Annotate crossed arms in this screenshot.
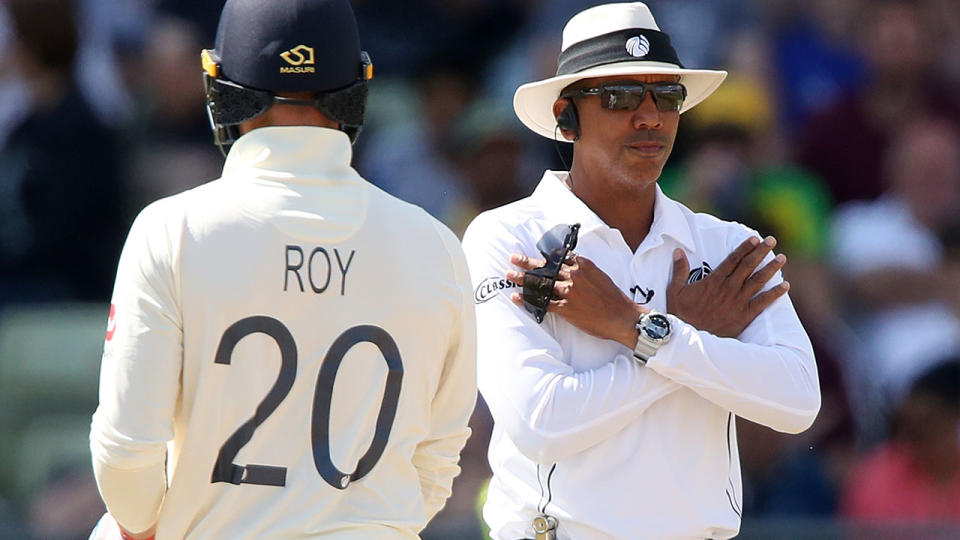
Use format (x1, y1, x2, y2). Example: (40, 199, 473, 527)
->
(463, 223, 821, 465)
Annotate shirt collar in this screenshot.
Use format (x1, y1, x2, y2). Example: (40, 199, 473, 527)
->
(646, 182, 696, 253)
(531, 170, 695, 254)
(532, 171, 608, 237)
(223, 126, 358, 184)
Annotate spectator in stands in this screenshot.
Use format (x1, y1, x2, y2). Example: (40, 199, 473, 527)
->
(769, 0, 867, 129)
(842, 360, 960, 522)
(0, 0, 124, 304)
(830, 116, 960, 442)
(445, 100, 543, 234)
(357, 60, 475, 226)
(646, 0, 758, 71)
(798, 0, 960, 205)
(124, 15, 222, 212)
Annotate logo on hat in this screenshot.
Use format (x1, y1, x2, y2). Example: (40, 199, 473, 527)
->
(625, 35, 650, 58)
(280, 45, 316, 73)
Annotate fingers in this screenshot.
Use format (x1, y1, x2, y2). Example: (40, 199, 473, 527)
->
(728, 236, 776, 286)
(549, 256, 589, 296)
(510, 291, 564, 312)
(506, 253, 593, 316)
(713, 236, 761, 278)
(505, 267, 570, 287)
(506, 272, 574, 298)
(553, 278, 572, 298)
(569, 253, 588, 268)
(748, 281, 790, 314)
(510, 253, 547, 270)
(669, 248, 690, 291)
(742, 253, 786, 297)
(506, 253, 582, 285)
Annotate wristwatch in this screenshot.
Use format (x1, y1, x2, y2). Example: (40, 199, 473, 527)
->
(633, 311, 672, 364)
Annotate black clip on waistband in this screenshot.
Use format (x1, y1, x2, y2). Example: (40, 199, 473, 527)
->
(522, 223, 581, 323)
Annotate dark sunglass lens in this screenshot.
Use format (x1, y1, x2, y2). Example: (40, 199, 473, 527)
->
(601, 87, 645, 110)
(653, 85, 685, 111)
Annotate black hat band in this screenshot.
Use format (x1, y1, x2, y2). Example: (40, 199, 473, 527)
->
(557, 28, 683, 76)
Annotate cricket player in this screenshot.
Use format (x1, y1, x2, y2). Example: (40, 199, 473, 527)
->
(89, 1, 476, 538)
(462, 3, 821, 539)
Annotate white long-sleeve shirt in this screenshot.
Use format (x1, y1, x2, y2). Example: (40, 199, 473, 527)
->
(462, 171, 820, 540)
(90, 127, 477, 539)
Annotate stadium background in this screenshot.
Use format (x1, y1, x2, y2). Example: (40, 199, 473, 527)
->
(1, 0, 959, 538)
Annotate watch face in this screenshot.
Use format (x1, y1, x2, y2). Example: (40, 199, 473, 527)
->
(644, 314, 670, 340)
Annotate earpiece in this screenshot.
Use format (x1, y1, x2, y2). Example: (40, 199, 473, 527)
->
(556, 101, 580, 141)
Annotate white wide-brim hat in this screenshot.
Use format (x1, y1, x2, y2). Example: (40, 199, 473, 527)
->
(514, 2, 728, 140)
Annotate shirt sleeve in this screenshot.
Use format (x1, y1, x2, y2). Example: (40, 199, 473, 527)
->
(413, 222, 478, 524)
(89, 199, 184, 534)
(462, 216, 682, 465)
(646, 226, 821, 434)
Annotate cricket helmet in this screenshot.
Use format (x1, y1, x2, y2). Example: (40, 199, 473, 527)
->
(201, 0, 373, 151)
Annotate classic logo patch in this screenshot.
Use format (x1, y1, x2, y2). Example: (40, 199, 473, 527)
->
(280, 44, 316, 73)
(625, 35, 650, 58)
(474, 276, 520, 304)
(687, 261, 713, 284)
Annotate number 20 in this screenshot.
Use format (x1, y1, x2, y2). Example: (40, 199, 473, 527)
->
(210, 316, 403, 490)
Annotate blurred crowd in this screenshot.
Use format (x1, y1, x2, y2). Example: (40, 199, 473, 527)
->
(1, 0, 959, 538)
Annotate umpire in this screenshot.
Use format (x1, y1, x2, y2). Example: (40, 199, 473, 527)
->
(462, 3, 821, 539)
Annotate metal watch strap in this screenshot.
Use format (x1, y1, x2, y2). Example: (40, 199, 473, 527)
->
(632, 336, 658, 364)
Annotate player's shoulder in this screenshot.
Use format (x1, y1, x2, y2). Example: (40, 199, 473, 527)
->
(130, 177, 225, 230)
(367, 180, 453, 232)
(118, 187, 211, 268)
(129, 188, 194, 234)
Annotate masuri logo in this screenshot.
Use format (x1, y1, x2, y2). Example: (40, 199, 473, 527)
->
(280, 44, 316, 73)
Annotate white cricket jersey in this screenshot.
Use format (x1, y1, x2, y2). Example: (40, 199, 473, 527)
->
(462, 171, 820, 540)
(90, 127, 477, 539)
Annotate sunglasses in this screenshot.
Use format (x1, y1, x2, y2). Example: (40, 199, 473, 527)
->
(522, 223, 580, 323)
(560, 82, 687, 113)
